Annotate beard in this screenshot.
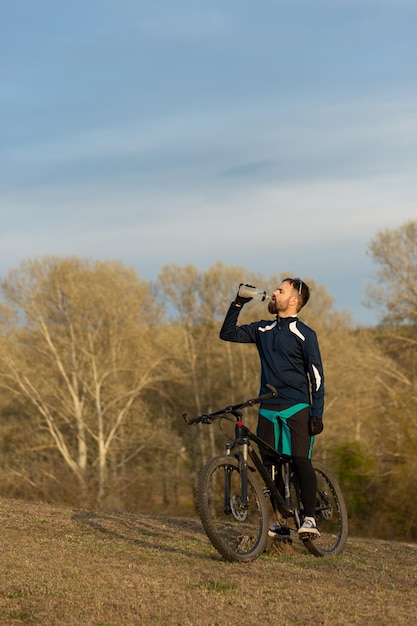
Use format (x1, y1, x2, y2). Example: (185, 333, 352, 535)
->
(268, 300, 278, 314)
(268, 297, 291, 315)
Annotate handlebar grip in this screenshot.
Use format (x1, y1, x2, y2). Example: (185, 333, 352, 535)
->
(265, 384, 278, 396)
(183, 413, 206, 425)
(256, 392, 276, 402)
(251, 387, 278, 404)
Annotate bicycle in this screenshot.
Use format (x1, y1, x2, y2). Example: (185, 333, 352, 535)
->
(183, 386, 348, 562)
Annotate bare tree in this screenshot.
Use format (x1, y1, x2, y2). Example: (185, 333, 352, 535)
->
(155, 263, 210, 465)
(0, 256, 178, 507)
(199, 261, 264, 402)
(366, 220, 417, 324)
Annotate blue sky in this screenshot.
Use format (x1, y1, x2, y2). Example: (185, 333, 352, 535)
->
(1, 0, 416, 326)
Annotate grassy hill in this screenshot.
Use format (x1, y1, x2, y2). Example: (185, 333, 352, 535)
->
(0, 497, 416, 625)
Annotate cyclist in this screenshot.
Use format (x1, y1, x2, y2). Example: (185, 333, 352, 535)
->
(220, 277, 325, 538)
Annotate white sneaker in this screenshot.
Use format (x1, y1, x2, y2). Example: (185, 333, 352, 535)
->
(298, 517, 320, 538)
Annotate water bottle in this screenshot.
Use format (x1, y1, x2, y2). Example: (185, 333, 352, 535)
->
(238, 284, 270, 301)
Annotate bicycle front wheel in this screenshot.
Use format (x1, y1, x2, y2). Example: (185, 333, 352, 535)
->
(302, 460, 349, 557)
(196, 455, 269, 562)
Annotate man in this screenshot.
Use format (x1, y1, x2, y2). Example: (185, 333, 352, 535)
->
(220, 277, 324, 538)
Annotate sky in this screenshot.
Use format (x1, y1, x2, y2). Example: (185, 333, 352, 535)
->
(1, 0, 416, 326)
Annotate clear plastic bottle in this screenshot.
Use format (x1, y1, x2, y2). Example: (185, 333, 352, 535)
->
(238, 284, 270, 301)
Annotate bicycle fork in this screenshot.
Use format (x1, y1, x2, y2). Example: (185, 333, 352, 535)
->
(224, 437, 250, 513)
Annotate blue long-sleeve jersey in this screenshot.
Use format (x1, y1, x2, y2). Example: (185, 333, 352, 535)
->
(220, 304, 324, 418)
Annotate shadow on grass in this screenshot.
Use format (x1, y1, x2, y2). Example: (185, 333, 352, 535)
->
(71, 509, 222, 561)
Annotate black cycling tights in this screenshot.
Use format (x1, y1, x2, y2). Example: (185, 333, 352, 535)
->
(292, 456, 317, 518)
(270, 456, 317, 519)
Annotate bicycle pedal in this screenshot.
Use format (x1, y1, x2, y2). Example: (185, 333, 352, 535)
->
(280, 536, 292, 544)
(300, 532, 320, 540)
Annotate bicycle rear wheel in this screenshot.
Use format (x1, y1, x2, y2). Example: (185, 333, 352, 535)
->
(302, 460, 348, 557)
(196, 455, 269, 562)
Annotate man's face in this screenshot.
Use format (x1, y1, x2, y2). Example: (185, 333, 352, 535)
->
(268, 281, 297, 315)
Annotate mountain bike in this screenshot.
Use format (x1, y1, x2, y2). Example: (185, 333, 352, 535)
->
(183, 387, 348, 562)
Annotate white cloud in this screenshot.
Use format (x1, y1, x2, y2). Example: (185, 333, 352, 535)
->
(1, 0, 416, 328)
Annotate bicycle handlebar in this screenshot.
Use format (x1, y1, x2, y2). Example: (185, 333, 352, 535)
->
(183, 385, 278, 425)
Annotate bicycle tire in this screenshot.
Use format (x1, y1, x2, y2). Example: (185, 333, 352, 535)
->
(302, 460, 348, 557)
(196, 455, 269, 562)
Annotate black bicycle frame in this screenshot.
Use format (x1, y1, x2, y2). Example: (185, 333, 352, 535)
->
(226, 412, 293, 520)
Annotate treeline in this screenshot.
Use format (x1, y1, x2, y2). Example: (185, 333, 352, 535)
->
(1, 222, 416, 541)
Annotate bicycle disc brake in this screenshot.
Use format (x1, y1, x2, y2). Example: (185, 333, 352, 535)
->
(230, 494, 248, 521)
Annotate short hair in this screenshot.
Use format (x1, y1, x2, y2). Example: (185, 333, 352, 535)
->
(282, 277, 310, 311)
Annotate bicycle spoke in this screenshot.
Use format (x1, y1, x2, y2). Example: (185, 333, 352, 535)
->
(302, 461, 348, 557)
(197, 456, 269, 562)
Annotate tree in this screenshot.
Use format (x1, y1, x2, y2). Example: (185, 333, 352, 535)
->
(366, 220, 417, 324)
(155, 263, 210, 467)
(156, 262, 267, 464)
(0, 256, 180, 507)
(364, 221, 417, 537)
(198, 261, 266, 403)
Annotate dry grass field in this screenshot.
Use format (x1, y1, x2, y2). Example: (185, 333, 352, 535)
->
(1, 496, 416, 625)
